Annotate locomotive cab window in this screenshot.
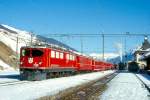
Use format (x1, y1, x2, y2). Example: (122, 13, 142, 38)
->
(32, 49, 43, 57)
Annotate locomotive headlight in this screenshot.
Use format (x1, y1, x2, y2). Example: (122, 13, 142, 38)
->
(20, 61, 23, 65)
(39, 62, 42, 65)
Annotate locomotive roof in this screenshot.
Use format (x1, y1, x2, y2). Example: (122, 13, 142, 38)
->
(36, 35, 77, 52)
(21, 35, 95, 59)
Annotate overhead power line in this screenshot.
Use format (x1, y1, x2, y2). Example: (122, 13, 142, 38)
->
(46, 33, 150, 37)
(45, 33, 149, 61)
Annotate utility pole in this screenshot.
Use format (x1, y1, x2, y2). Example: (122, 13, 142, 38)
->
(124, 33, 126, 63)
(16, 34, 19, 69)
(80, 36, 83, 54)
(124, 32, 129, 63)
(16, 34, 19, 55)
(102, 34, 104, 61)
(30, 32, 33, 46)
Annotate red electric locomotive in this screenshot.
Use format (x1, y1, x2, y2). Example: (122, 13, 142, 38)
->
(20, 45, 114, 80)
(20, 46, 78, 80)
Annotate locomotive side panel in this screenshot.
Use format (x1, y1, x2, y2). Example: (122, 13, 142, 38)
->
(50, 49, 77, 71)
(50, 49, 62, 68)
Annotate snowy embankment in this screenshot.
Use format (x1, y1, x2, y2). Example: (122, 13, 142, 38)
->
(0, 70, 115, 100)
(136, 73, 150, 88)
(99, 72, 150, 100)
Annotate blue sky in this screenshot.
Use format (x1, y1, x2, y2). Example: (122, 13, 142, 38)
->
(0, 0, 150, 54)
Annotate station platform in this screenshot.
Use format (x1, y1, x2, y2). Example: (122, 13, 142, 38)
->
(99, 71, 150, 100)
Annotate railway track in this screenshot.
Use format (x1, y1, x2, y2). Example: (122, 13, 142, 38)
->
(0, 80, 30, 86)
(39, 71, 118, 100)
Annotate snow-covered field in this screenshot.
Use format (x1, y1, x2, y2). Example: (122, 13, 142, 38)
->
(99, 72, 150, 100)
(0, 70, 115, 100)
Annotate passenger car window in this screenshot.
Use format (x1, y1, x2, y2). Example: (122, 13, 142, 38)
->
(56, 52, 59, 58)
(60, 53, 63, 59)
(51, 50, 55, 58)
(70, 55, 73, 60)
(72, 55, 75, 61)
(66, 54, 69, 60)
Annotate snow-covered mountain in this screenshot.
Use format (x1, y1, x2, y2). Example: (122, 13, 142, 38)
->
(89, 53, 119, 61)
(0, 24, 34, 70)
(89, 52, 134, 64)
(0, 24, 34, 52)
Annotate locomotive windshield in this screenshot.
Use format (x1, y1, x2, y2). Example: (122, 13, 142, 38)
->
(22, 49, 44, 57)
(32, 49, 44, 57)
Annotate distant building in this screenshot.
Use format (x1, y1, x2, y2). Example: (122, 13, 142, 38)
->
(140, 36, 150, 71)
(134, 36, 150, 70)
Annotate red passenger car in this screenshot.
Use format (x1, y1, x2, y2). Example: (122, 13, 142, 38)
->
(76, 55, 93, 71)
(94, 60, 105, 71)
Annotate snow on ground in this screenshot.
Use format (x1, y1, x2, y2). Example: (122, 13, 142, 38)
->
(0, 70, 19, 75)
(99, 71, 150, 100)
(136, 73, 150, 88)
(0, 70, 115, 100)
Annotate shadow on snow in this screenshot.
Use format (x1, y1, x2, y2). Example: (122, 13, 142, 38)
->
(0, 74, 20, 80)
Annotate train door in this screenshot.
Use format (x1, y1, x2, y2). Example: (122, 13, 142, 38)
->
(45, 48, 50, 68)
